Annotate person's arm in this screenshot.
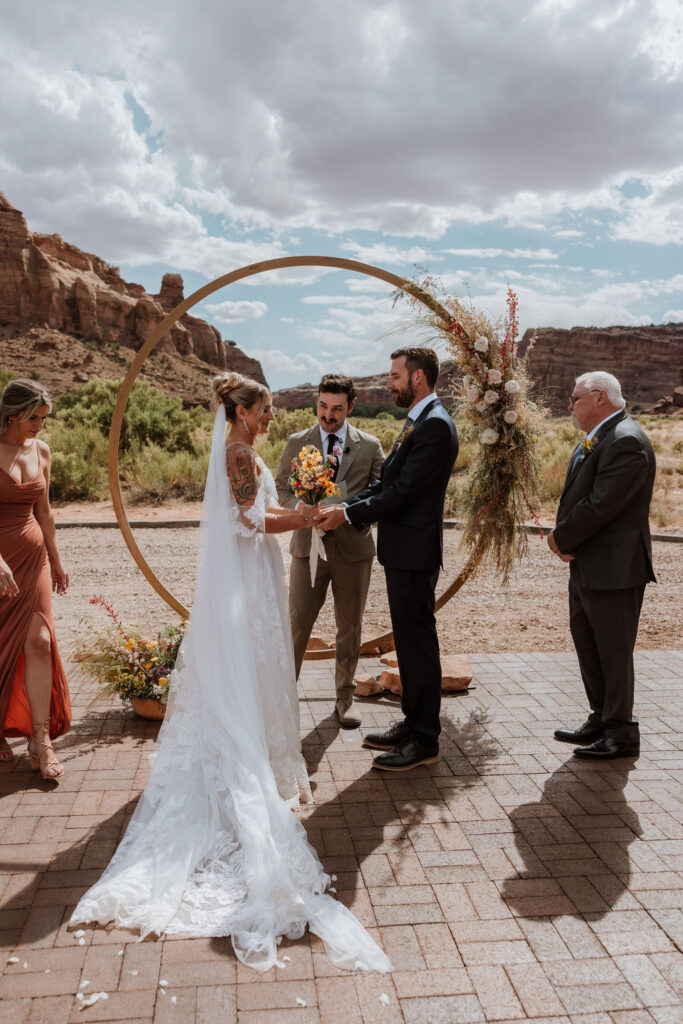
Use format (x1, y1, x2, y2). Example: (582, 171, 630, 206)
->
(226, 444, 311, 534)
(33, 442, 69, 594)
(553, 437, 651, 553)
(369, 436, 385, 484)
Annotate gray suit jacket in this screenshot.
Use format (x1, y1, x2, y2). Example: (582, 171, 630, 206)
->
(275, 423, 384, 561)
(554, 411, 656, 590)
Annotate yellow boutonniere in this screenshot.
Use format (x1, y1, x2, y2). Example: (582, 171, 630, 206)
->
(578, 436, 598, 464)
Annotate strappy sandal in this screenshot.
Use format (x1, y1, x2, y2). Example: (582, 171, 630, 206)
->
(28, 720, 64, 779)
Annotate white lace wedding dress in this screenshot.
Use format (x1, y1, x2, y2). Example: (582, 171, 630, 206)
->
(71, 407, 391, 973)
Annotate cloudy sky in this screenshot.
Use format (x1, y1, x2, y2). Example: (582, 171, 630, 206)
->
(2, 0, 682, 388)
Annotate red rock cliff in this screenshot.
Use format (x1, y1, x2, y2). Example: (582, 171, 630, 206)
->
(518, 325, 683, 414)
(0, 192, 265, 384)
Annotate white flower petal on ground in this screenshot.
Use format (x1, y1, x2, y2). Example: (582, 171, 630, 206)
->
(505, 379, 521, 393)
(79, 980, 90, 990)
(481, 428, 499, 444)
(170, 996, 177, 1004)
(296, 997, 307, 1006)
(159, 980, 169, 987)
(6, 957, 19, 964)
(474, 335, 489, 352)
(504, 410, 519, 424)
(74, 930, 85, 938)
(379, 993, 390, 1005)
(484, 390, 499, 404)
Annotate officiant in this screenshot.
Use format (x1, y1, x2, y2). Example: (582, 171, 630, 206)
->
(275, 374, 384, 727)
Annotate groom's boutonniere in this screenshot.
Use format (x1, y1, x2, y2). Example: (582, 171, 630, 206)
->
(394, 422, 414, 451)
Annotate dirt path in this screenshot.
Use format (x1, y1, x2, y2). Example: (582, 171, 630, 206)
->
(52, 525, 681, 656)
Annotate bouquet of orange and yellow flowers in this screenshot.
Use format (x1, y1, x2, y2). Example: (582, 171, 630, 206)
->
(288, 444, 342, 585)
(287, 444, 341, 505)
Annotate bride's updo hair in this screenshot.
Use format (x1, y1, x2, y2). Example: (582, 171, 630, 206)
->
(211, 371, 270, 421)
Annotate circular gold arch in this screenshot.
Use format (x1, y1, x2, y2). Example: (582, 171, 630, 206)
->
(108, 256, 482, 660)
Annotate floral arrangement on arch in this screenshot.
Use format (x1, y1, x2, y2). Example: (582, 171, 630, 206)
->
(396, 278, 545, 581)
(77, 596, 185, 706)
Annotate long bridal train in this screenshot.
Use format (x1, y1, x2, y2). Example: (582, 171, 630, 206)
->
(71, 407, 391, 973)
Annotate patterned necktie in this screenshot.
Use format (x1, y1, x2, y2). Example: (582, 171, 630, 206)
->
(327, 434, 340, 481)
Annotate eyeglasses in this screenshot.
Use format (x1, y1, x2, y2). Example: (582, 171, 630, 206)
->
(568, 389, 602, 405)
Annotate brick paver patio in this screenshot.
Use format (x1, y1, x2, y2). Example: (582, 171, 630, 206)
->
(1, 649, 682, 1023)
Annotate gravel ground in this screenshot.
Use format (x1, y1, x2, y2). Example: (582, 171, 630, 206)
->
(52, 525, 682, 655)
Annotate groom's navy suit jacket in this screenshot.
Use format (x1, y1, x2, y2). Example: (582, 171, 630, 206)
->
(346, 397, 459, 572)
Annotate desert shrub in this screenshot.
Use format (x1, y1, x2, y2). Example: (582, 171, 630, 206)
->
(123, 446, 210, 504)
(47, 424, 109, 500)
(267, 407, 317, 443)
(54, 379, 206, 454)
(0, 369, 15, 391)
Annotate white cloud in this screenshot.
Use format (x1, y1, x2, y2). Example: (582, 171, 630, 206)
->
(340, 242, 438, 265)
(203, 299, 267, 323)
(443, 247, 559, 260)
(663, 309, 683, 322)
(4, 0, 682, 248)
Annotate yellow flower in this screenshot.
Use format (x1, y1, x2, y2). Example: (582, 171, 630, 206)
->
(158, 677, 168, 687)
(124, 639, 135, 651)
(147, 640, 158, 649)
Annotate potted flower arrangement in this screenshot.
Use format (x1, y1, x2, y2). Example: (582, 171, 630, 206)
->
(78, 596, 185, 720)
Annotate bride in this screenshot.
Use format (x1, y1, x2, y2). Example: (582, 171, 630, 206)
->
(71, 372, 391, 973)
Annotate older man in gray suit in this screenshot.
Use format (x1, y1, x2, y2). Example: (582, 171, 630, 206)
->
(548, 371, 656, 760)
(275, 374, 384, 727)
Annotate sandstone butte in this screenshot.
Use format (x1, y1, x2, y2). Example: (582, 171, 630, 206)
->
(0, 191, 265, 404)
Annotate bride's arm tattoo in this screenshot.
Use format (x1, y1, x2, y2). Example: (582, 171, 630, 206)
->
(225, 444, 258, 507)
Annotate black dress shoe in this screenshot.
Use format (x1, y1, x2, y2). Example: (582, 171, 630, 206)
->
(372, 738, 440, 772)
(554, 720, 604, 745)
(574, 736, 640, 760)
(362, 720, 413, 751)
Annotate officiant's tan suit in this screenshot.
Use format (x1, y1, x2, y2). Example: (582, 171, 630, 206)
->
(275, 423, 384, 708)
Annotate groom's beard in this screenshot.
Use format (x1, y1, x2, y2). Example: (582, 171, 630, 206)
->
(390, 381, 416, 408)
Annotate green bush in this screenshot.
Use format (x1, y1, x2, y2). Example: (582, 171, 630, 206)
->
(123, 445, 210, 504)
(54, 379, 207, 454)
(47, 424, 109, 500)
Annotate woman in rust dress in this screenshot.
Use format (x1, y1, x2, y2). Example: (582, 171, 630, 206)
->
(0, 379, 71, 779)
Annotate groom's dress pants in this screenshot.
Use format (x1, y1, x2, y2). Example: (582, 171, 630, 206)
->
(385, 567, 442, 743)
(290, 537, 372, 702)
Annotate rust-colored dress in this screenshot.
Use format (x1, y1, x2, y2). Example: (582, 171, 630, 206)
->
(0, 459, 71, 739)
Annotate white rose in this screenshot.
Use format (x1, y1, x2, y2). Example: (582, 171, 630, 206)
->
(505, 379, 521, 394)
(484, 389, 499, 404)
(504, 409, 519, 424)
(462, 374, 472, 388)
(476, 400, 487, 413)
(481, 428, 499, 445)
(487, 369, 502, 385)
(474, 335, 489, 352)
(465, 386, 479, 403)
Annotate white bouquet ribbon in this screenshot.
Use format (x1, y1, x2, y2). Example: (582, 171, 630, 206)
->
(309, 527, 327, 586)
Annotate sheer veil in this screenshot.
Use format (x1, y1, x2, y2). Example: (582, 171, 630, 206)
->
(72, 406, 391, 973)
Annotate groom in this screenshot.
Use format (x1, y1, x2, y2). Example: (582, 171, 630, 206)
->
(317, 347, 458, 771)
(275, 374, 384, 727)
